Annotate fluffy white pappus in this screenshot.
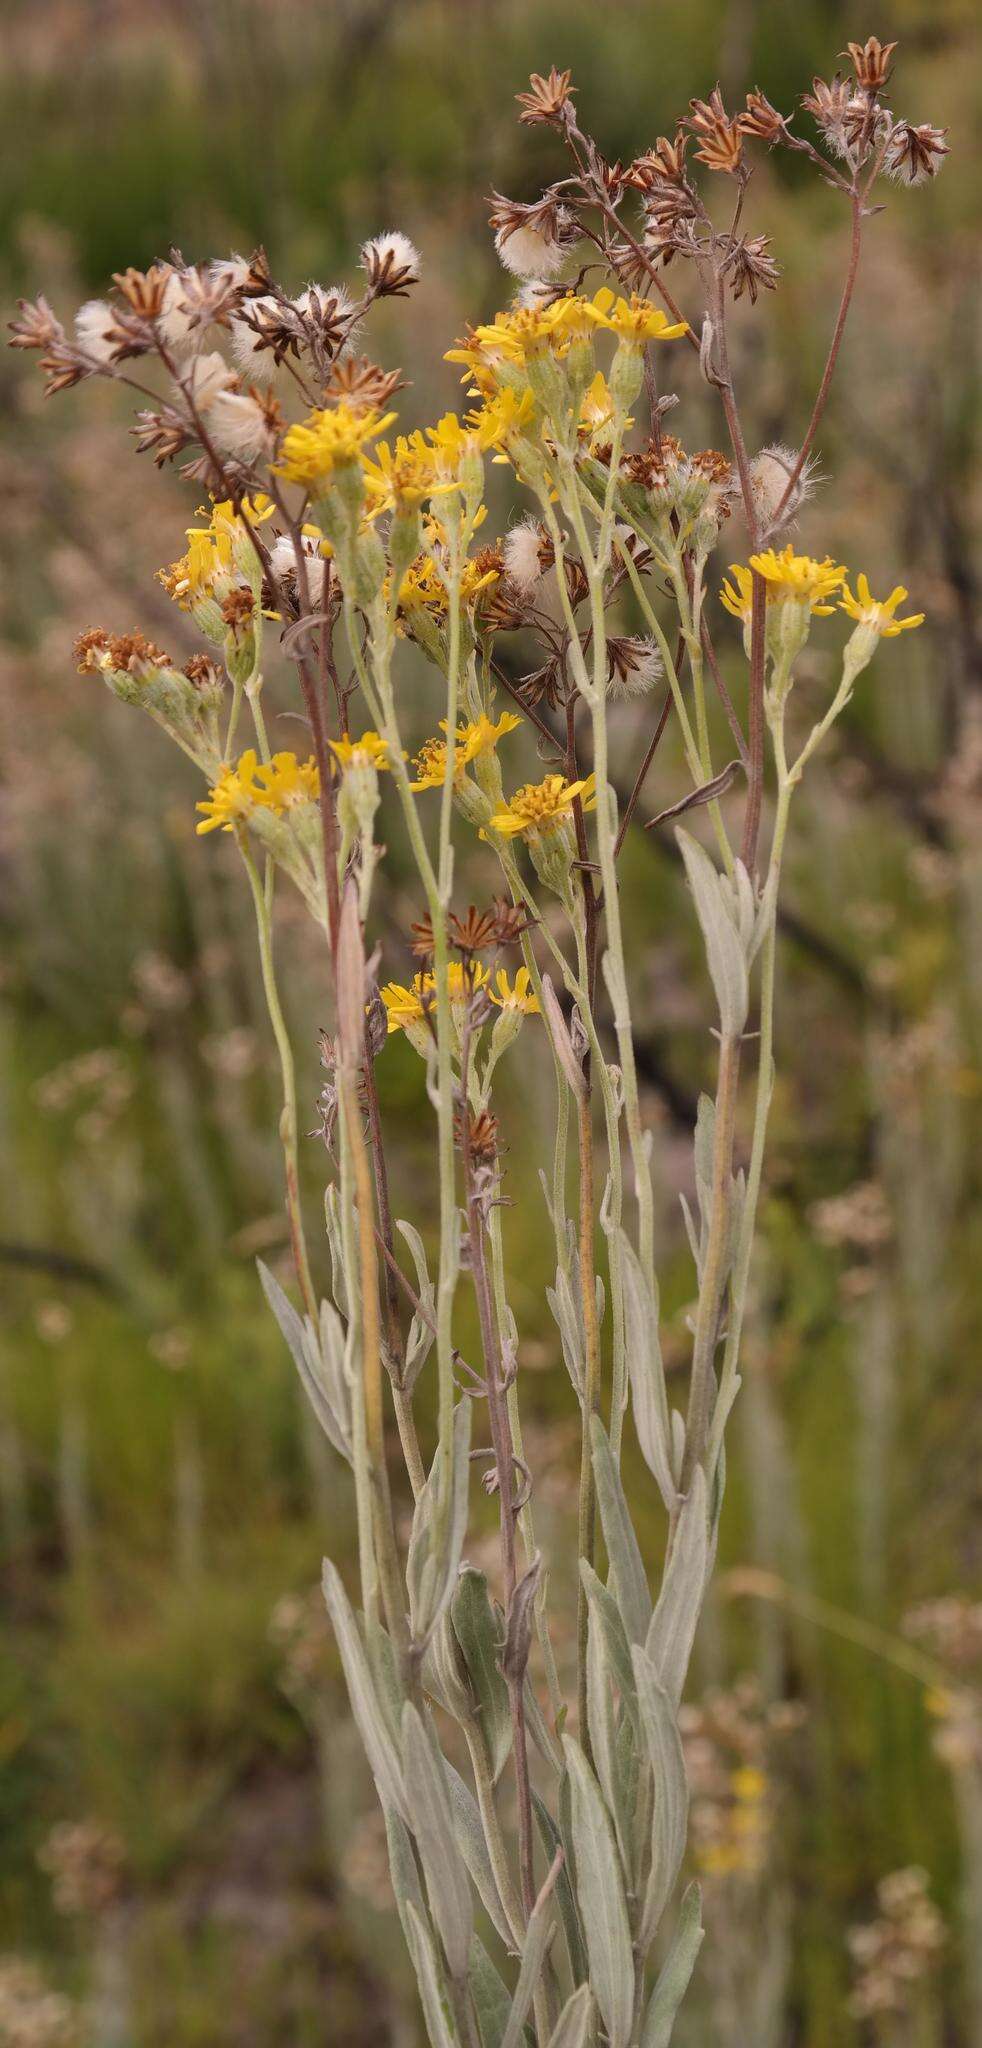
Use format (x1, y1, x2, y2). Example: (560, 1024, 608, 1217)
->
(360, 231, 421, 282)
(606, 636, 664, 700)
(184, 351, 236, 412)
(269, 533, 324, 583)
(749, 444, 819, 531)
(207, 253, 253, 291)
(495, 222, 566, 282)
(515, 280, 556, 311)
(228, 295, 280, 374)
(74, 299, 116, 365)
(503, 518, 545, 594)
(158, 271, 198, 355)
(208, 389, 273, 460)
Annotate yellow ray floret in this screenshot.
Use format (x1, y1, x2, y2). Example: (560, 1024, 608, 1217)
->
(839, 573, 924, 637)
(588, 285, 689, 345)
(160, 496, 273, 607)
(410, 712, 521, 791)
(490, 966, 540, 1014)
(488, 771, 597, 838)
(747, 546, 847, 612)
(275, 402, 397, 489)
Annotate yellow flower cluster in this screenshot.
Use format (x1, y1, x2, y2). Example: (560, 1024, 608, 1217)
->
(399, 551, 501, 619)
(488, 771, 596, 838)
(446, 287, 687, 391)
(410, 712, 521, 791)
(275, 402, 397, 490)
(382, 962, 539, 1036)
(721, 552, 925, 636)
(196, 748, 319, 834)
(363, 393, 535, 512)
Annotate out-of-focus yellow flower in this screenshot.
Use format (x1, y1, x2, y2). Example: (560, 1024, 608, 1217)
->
(490, 966, 539, 1013)
(410, 712, 521, 791)
(275, 402, 397, 489)
(747, 545, 847, 613)
(381, 961, 489, 1033)
(579, 370, 622, 438)
(488, 771, 596, 837)
(839, 573, 924, 637)
(399, 547, 501, 619)
(328, 730, 395, 772)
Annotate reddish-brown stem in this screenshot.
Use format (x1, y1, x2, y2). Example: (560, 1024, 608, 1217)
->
(769, 189, 863, 532)
(701, 618, 750, 768)
(614, 688, 673, 859)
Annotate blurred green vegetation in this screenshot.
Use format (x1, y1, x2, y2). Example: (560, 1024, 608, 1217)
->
(1, 0, 980, 2043)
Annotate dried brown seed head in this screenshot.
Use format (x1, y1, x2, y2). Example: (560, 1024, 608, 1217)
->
(516, 67, 575, 127)
(846, 36, 897, 92)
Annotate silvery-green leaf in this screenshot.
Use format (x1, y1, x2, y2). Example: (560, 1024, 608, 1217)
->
(384, 1802, 426, 1943)
(645, 1467, 708, 1710)
(579, 1561, 637, 1725)
(586, 1605, 630, 1868)
(620, 1237, 675, 1510)
(591, 1417, 652, 1646)
(468, 1935, 513, 2048)
(424, 1612, 473, 1723)
(632, 1647, 688, 1945)
(444, 1763, 513, 1948)
(677, 828, 748, 1036)
(258, 1262, 351, 1463)
(402, 1704, 473, 1982)
(407, 1401, 472, 1647)
(451, 1568, 512, 1783)
(546, 1986, 594, 2048)
(397, 1218, 437, 1390)
(322, 1560, 408, 1823)
(601, 945, 629, 1032)
(678, 1193, 702, 1280)
(730, 858, 757, 951)
(499, 1854, 561, 2048)
(404, 1901, 462, 2048)
(546, 1260, 585, 1401)
(533, 1790, 587, 1984)
(640, 1883, 704, 2047)
(693, 1094, 715, 1239)
(318, 1296, 352, 1434)
(364, 1616, 403, 1750)
(523, 1670, 563, 1774)
(562, 1735, 634, 2048)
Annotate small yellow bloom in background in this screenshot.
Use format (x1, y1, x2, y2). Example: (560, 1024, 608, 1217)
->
(578, 370, 623, 439)
(488, 771, 597, 838)
(160, 496, 273, 607)
(381, 962, 489, 1034)
(839, 573, 924, 637)
(589, 285, 689, 346)
(362, 435, 444, 512)
(731, 1765, 768, 1804)
(747, 545, 847, 613)
(328, 730, 395, 772)
(275, 402, 397, 490)
(720, 563, 762, 623)
(410, 712, 521, 791)
(490, 967, 540, 1014)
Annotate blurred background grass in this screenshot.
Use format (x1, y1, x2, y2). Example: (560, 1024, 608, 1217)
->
(1, 0, 980, 2041)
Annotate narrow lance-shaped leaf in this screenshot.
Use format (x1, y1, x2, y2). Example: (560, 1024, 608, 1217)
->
(258, 1262, 351, 1463)
(322, 1560, 408, 1823)
(451, 1568, 512, 1783)
(591, 1416, 652, 1646)
(619, 1235, 675, 1511)
(404, 1901, 462, 2048)
(402, 1703, 473, 1983)
(499, 1850, 563, 2048)
(467, 1935, 513, 2048)
(677, 828, 748, 1036)
(645, 1467, 709, 1710)
(407, 1399, 471, 1647)
(632, 1645, 689, 1946)
(562, 1735, 635, 2048)
(546, 1986, 594, 2048)
(443, 1762, 513, 1949)
(640, 1882, 704, 2048)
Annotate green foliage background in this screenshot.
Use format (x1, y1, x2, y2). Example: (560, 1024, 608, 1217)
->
(1, 0, 979, 2042)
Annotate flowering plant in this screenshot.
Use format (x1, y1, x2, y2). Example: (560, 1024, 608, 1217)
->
(11, 34, 944, 2045)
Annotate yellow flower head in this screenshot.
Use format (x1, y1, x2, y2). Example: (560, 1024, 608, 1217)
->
(195, 748, 318, 834)
(747, 545, 847, 613)
(488, 771, 596, 838)
(399, 547, 500, 619)
(720, 564, 768, 623)
(328, 730, 395, 772)
(275, 402, 397, 490)
(410, 711, 521, 791)
(589, 285, 690, 346)
(381, 962, 489, 1034)
(253, 752, 320, 810)
(839, 573, 924, 637)
(490, 966, 540, 1014)
(579, 370, 620, 439)
(160, 496, 272, 608)
(362, 435, 445, 513)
